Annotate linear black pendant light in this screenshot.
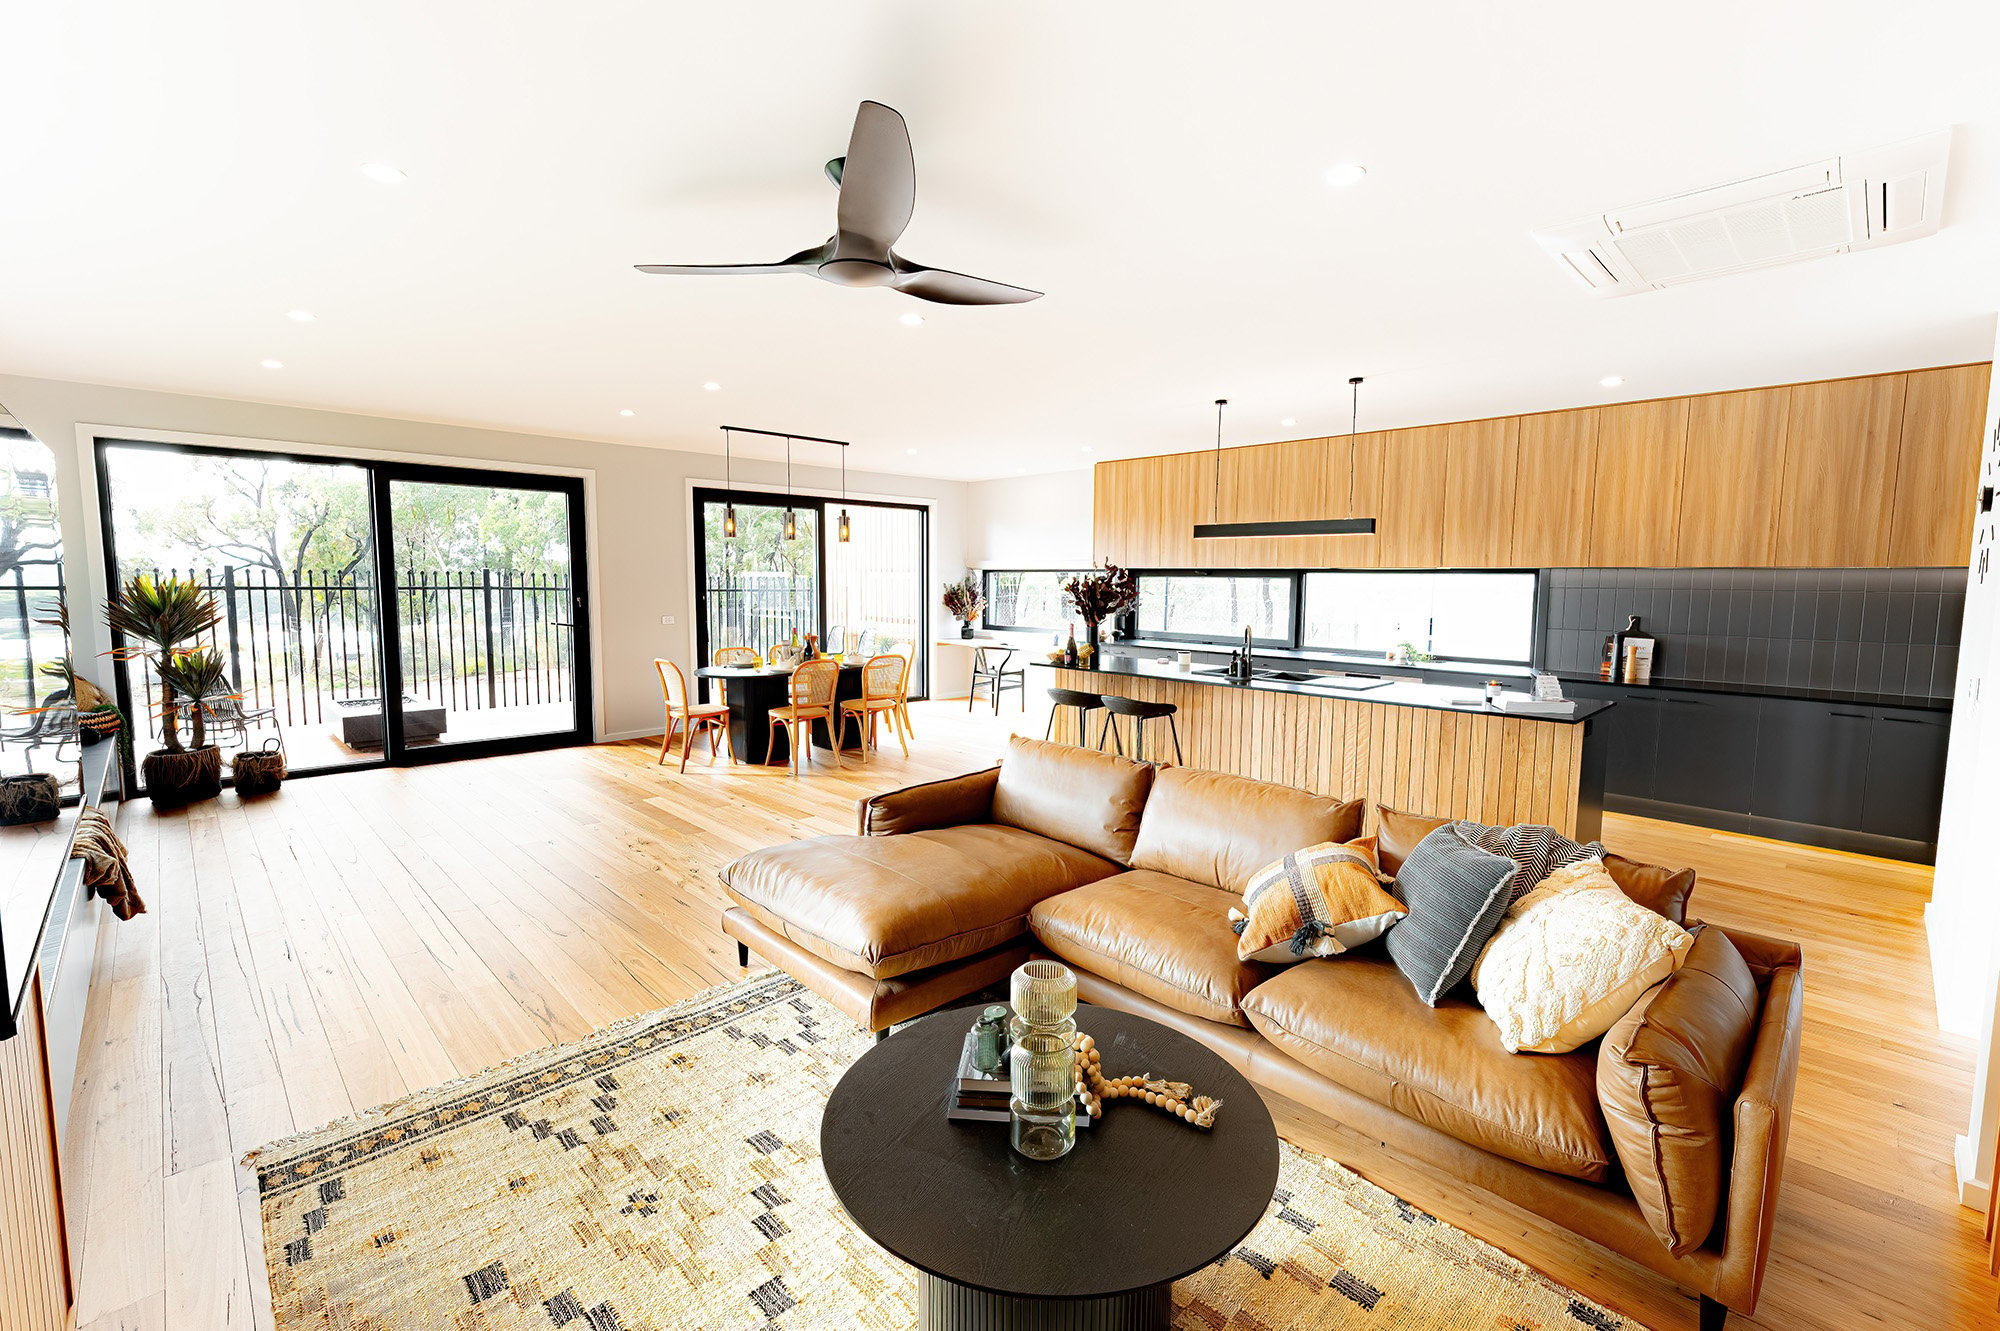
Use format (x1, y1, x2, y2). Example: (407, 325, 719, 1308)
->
(1191, 378, 1377, 540)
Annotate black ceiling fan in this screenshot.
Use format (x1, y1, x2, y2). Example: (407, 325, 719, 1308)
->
(636, 100, 1041, 306)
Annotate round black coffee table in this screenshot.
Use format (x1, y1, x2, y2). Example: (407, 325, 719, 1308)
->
(821, 1003, 1280, 1330)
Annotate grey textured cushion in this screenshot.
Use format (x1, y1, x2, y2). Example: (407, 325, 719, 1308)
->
(1385, 825, 1521, 1006)
(1450, 821, 1606, 902)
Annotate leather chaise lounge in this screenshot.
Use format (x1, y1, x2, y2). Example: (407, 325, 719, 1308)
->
(719, 735, 1803, 1328)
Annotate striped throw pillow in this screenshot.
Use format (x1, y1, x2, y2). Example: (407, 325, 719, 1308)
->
(1230, 837, 1407, 964)
(1450, 821, 1607, 901)
(1384, 825, 1521, 1006)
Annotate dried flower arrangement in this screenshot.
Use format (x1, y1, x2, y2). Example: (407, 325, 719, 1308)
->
(1061, 564, 1138, 628)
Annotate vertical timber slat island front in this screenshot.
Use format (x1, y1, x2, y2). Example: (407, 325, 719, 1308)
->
(1042, 661, 1610, 840)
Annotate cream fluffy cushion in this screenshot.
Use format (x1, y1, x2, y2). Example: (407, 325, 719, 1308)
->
(1472, 858, 1694, 1054)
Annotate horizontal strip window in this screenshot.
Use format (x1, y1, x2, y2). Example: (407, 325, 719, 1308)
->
(1135, 574, 1294, 646)
(981, 569, 1092, 633)
(1301, 570, 1536, 665)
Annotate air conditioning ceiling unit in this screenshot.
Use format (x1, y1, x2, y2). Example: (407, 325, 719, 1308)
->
(1532, 129, 1952, 297)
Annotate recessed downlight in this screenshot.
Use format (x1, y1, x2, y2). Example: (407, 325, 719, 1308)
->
(899, 312, 925, 327)
(619, 409, 635, 417)
(1081, 446, 1094, 454)
(1323, 163, 1368, 188)
(1599, 375, 1625, 388)
(905, 447, 918, 455)
(1280, 417, 1297, 428)
(702, 381, 721, 392)
(360, 161, 408, 185)
(287, 309, 316, 323)
(260, 359, 284, 370)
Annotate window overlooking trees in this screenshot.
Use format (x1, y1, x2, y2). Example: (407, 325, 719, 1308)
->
(982, 570, 1090, 632)
(1135, 575, 1293, 644)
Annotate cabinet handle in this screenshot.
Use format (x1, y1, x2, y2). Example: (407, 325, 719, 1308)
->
(1668, 698, 1708, 706)
(1880, 716, 1927, 725)
(1830, 711, 1868, 719)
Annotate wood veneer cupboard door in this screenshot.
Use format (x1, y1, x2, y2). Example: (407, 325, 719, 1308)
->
(1369, 426, 1450, 568)
(1676, 386, 1791, 566)
(1587, 398, 1690, 567)
(1442, 417, 1519, 566)
(1891, 363, 1992, 566)
(1333, 432, 1392, 569)
(0, 984, 70, 1331)
(1774, 373, 1908, 567)
(1091, 459, 1124, 566)
(1509, 409, 1599, 566)
(1214, 436, 1339, 569)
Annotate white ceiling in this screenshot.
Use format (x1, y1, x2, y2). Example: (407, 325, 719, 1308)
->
(4, 2, 1999, 481)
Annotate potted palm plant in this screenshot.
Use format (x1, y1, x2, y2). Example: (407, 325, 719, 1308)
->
(941, 575, 985, 638)
(105, 574, 226, 806)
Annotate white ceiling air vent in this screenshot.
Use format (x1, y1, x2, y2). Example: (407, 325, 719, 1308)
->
(1531, 129, 1952, 297)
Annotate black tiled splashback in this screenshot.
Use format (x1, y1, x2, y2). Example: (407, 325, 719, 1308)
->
(1541, 568, 1966, 702)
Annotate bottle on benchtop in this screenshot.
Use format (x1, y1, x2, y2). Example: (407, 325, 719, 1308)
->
(1064, 623, 1079, 668)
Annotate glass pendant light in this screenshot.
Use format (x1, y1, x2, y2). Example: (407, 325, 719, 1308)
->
(721, 427, 737, 539)
(838, 443, 851, 542)
(783, 435, 797, 541)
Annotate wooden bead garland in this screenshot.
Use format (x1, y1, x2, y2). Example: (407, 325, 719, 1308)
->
(1069, 1033, 1222, 1130)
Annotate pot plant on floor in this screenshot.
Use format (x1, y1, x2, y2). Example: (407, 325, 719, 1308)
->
(941, 574, 985, 639)
(105, 573, 226, 807)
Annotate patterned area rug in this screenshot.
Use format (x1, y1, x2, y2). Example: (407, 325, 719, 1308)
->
(247, 972, 1645, 1330)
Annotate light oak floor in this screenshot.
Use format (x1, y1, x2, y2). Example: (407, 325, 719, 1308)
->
(58, 699, 1988, 1331)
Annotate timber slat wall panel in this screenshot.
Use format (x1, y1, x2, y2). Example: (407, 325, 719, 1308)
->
(0, 987, 71, 1331)
(1052, 671, 1587, 835)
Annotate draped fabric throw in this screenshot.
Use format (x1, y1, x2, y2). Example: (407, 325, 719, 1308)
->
(71, 807, 145, 920)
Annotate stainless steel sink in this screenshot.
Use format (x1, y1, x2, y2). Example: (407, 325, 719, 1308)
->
(1254, 670, 1321, 683)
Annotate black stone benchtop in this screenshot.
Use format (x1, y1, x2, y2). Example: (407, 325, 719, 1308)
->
(1036, 654, 1610, 724)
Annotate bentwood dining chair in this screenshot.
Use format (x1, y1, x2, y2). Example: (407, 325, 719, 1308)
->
(655, 659, 732, 772)
(712, 645, 761, 667)
(767, 658, 841, 776)
(840, 653, 914, 759)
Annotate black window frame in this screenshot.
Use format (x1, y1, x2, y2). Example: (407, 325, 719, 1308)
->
(1132, 569, 1299, 649)
(1125, 565, 1542, 666)
(979, 568, 1092, 634)
(691, 485, 932, 698)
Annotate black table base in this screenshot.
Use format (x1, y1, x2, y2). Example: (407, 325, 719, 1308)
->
(920, 1273, 1170, 1330)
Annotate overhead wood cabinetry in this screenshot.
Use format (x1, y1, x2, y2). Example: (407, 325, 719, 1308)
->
(1510, 410, 1599, 566)
(1091, 362, 1991, 570)
(1890, 363, 1992, 566)
(1588, 399, 1689, 566)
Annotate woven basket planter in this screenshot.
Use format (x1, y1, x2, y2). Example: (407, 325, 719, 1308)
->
(231, 737, 288, 797)
(144, 746, 223, 808)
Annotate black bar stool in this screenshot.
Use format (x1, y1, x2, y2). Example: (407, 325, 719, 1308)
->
(1099, 696, 1183, 764)
(1044, 688, 1110, 748)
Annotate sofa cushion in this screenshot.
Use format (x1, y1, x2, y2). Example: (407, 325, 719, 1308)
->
(1602, 853, 1696, 926)
(1376, 805, 1694, 925)
(1451, 820, 1607, 899)
(1029, 871, 1272, 1027)
(992, 734, 1154, 864)
(1471, 858, 1694, 1054)
(722, 824, 1121, 980)
(1599, 924, 1761, 1255)
(1383, 825, 1521, 1006)
(1242, 952, 1613, 1181)
(1231, 837, 1405, 964)
(1129, 766, 1364, 895)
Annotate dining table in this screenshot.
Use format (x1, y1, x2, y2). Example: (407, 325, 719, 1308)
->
(695, 661, 869, 764)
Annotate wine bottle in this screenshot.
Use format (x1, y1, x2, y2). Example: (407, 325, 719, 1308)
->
(1064, 623, 1079, 668)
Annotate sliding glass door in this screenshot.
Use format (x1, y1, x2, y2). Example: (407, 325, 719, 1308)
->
(97, 440, 592, 787)
(378, 468, 590, 759)
(693, 487, 928, 695)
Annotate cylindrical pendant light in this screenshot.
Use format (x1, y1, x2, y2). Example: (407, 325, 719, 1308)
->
(783, 435, 797, 541)
(838, 444, 851, 542)
(721, 427, 738, 539)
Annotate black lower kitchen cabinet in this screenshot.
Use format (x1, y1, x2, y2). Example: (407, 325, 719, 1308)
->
(1563, 680, 1949, 863)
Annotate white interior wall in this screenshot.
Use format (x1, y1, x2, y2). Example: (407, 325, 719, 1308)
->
(964, 469, 1094, 570)
(1936, 313, 2000, 1208)
(0, 373, 967, 742)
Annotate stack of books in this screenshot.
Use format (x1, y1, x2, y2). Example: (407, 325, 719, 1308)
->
(945, 1031, 1092, 1127)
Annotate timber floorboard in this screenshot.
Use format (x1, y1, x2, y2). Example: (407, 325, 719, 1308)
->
(58, 698, 1988, 1330)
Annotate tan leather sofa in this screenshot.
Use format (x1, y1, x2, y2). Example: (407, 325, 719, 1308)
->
(720, 735, 1803, 1328)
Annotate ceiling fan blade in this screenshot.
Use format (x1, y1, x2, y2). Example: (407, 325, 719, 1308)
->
(890, 261, 1042, 305)
(833, 101, 915, 260)
(635, 242, 830, 278)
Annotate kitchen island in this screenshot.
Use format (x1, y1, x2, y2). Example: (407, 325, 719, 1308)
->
(1038, 656, 1609, 840)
